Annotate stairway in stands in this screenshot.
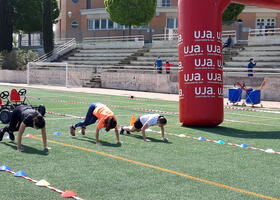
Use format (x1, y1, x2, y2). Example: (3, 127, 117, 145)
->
(61, 45, 144, 87)
(58, 39, 280, 89)
(223, 44, 280, 91)
(224, 45, 280, 77)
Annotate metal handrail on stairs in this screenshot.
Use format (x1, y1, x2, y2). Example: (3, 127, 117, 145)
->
(34, 38, 77, 62)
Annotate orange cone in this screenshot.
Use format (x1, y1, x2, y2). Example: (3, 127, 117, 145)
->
(129, 114, 136, 126)
(25, 134, 34, 138)
(61, 190, 77, 198)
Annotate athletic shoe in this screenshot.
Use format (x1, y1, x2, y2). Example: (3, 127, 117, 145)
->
(126, 130, 131, 135)
(81, 126, 86, 135)
(8, 131, 15, 141)
(69, 125, 76, 136)
(120, 128, 124, 135)
(0, 129, 4, 142)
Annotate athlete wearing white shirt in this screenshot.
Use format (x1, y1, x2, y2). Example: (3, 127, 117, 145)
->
(121, 114, 167, 142)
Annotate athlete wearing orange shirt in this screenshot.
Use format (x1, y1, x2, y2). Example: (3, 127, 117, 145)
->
(70, 103, 120, 145)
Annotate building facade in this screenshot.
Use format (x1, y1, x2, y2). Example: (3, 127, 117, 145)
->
(55, 0, 280, 42)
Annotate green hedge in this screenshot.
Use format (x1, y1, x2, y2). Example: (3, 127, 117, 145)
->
(0, 49, 38, 70)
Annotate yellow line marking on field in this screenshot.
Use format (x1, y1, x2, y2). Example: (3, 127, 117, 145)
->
(30, 136, 279, 200)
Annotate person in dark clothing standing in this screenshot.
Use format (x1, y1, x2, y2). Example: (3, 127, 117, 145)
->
(0, 105, 48, 152)
(247, 58, 256, 77)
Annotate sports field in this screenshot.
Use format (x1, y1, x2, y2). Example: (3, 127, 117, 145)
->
(0, 85, 280, 200)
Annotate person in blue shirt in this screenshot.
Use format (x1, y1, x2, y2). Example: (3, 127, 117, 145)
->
(247, 58, 256, 77)
(154, 56, 163, 73)
(223, 35, 232, 49)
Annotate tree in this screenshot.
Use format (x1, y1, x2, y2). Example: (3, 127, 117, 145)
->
(223, 3, 245, 24)
(13, 0, 59, 47)
(42, 0, 54, 54)
(104, 0, 157, 35)
(0, 0, 14, 52)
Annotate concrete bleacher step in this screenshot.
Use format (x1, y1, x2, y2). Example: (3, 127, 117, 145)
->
(137, 56, 178, 61)
(142, 53, 178, 57)
(224, 61, 280, 67)
(74, 53, 133, 57)
(67, 60, 120, 65)
(130, 61, 179, 66)
(224, 67, 280, 72)
(68, 56, 126, 61)
(149, 48, 178, 53)
(79, 49, 139, 53)
(243, 46, 280, 51)
(238, 51, 280, 56)
(231, 56, 280, 62)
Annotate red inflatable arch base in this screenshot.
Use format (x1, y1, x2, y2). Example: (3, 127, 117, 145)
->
(178, 0, 280, 127)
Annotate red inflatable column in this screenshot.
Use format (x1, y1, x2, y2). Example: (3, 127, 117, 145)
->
(178, 0, 230, 126)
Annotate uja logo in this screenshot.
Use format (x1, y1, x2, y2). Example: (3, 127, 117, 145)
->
(206, 45, 221, 53)
(193, 30, 222, 40)
(207, 73, 222, 81)
(184, 73, 222, 82)
(184, 45, 201, 54)
(184, 73, 201, 81)
(194, 87, 223, 95)
(194, 58, 213, 67)
(194, 31, 213, 39)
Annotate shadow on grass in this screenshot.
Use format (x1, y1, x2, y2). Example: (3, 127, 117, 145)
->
(3, 142, 49, 155)
(187, 126, 280, 139)
(71, 136, 122, 147)
(125, 133, 172, 144)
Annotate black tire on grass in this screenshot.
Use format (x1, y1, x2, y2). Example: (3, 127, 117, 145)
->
(0, 109, 12, 124)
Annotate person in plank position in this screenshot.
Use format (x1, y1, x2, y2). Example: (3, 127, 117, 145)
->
(120, 114, 167, 142)
(70, 102, 121, 145)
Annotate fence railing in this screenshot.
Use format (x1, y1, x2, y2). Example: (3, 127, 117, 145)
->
(83, 35, 144, 43)
(152, 30, 237, 43)
(248, 28, 280, 45)
(34, 38, 77, 62)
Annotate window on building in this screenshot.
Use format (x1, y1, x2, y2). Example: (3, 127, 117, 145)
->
(256, 18, 276, 29)
(161, 0, 171, 7)
(87, 18, 148, 30)
(88, 19, 94, 30)
(94, 19, 100, 29)
(166, 17, 178, 29)
(72, 0, 79, 3)
(71, 21, 79, 29)
(86, 0, 92, 9)
(101, 19, 107, 29)
(108, 20, 114, 29)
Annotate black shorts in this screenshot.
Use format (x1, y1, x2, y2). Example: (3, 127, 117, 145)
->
(134, 118, 143, 129)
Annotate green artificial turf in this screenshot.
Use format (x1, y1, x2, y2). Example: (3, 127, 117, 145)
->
(0, 85, 280, 200)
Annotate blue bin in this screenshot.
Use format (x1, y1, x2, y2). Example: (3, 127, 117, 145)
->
(246, 89, 261, 105)
(228, 88, 242, 103)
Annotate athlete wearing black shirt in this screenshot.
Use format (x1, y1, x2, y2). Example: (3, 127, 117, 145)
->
(0, 105, 48, 152)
